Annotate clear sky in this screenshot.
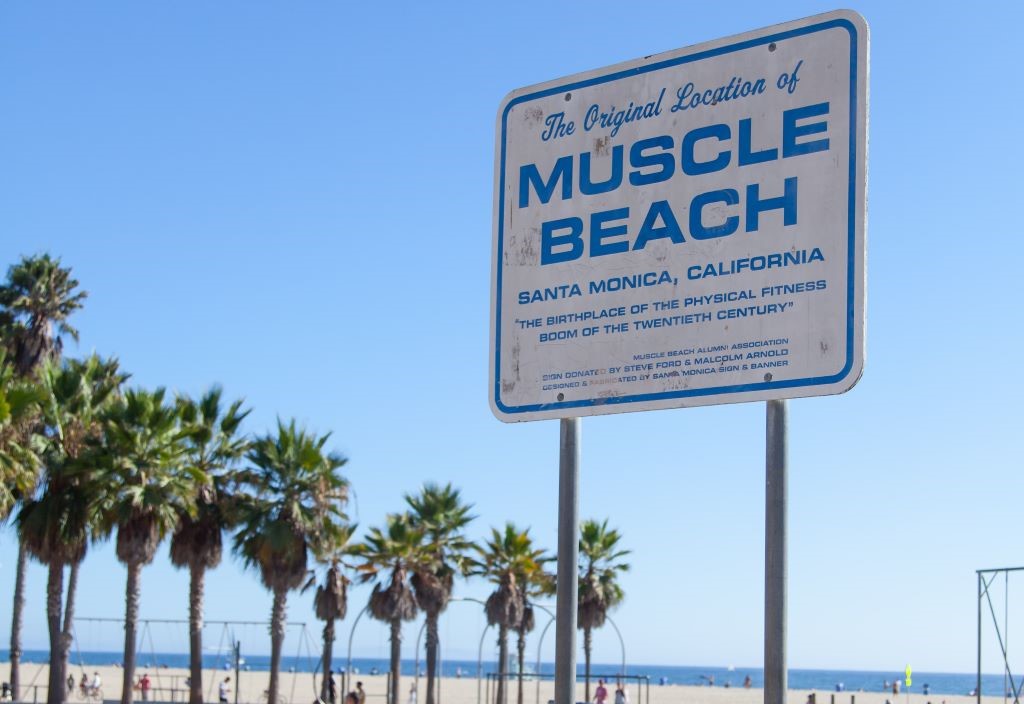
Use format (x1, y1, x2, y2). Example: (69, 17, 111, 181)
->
(2, 0, 1023, 676)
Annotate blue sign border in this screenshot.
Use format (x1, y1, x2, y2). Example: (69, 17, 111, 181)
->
(494, 17, 861, 416)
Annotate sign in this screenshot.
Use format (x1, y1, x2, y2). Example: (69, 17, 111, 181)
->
(490, 10, 868, 422)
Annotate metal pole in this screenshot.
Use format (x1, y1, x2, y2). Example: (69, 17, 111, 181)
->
(605, 616, 626, 676)
(555, 418, 580, 704)
(979, 572, 984, 704)
(234, 641, 241, 704)
(764, 400, 787, 704)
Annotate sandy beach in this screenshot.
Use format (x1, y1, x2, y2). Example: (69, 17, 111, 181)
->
(2, 662, 1002, 704)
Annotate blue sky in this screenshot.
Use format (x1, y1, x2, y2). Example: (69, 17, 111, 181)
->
(2, 0, 1023, 676)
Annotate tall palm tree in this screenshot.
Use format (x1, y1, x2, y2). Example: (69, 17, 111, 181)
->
(473, 524, 549, 704)
(513, 565, 553, 704)
(352, 514, 422, 704)
(309, 524, 355, 704)
(18, 356, 125, 704)
(577, 519, 630, 701)
(233, 420, 348, 704)
(0, 254, 87, 377)
(170, 387, 250, 704)
(405, 483, 475, 704)
(0, 353, 42, 703)
(90, 387, 195, 704)
(0, 253, 86, 699)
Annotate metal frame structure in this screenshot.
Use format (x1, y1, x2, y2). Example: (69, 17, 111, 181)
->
(73, 617, 316, 704)
(978, 567, 1024, 704)
(70, 599, 633, 704)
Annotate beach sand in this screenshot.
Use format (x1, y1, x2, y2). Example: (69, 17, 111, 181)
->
(1, 662, 1002, 704)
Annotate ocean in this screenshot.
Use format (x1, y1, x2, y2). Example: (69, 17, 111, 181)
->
(1, 651, 1010, 698)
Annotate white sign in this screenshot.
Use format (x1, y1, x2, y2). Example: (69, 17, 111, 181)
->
(490, 10, 868, 422)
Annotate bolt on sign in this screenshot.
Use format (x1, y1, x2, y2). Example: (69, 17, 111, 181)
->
(490, 10, 868, 422)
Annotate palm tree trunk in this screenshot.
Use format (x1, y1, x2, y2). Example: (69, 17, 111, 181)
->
(389, 619, 402, 704)
(122, 561, 142, 704)
(320, 619, 335, 703)
(424, 613, 438, 704)
(269, 588, 287, 704)
(583, 628, 592, 703)
(9, 541, 27, 700)
(46, 560, 66, 704)
(189, 563, 205, 704)
(515, 628, 526, 704)
(495, 626, 508, 704)
(61, 560, 81, 678)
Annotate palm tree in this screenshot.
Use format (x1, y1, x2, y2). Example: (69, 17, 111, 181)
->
(0, 353, 42, 703)
(18, 356, 125, 704)
(0, 254, 87, 377)
(309, 525, 355, 704)
(353, 514, 422, 704)
(405, 483, 475, 704)
(90, 387, 195, 704)
(170, 387, 250, 704)
(513, 565, 553, 704)
(474, 524, 549, 704)
(233, 420, 348, 704)
(0, 253, 86, 699)
(577, 519, 630, 701)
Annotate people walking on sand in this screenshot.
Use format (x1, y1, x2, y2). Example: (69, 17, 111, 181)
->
(328, 673, 337, 704)
(219, 677, 231, 703)
(743, 676, 752, 689)
(594, 679, 608, 704)
(140, 673, 152, 701)
(90, 672, 103, 696)
(356, 682, 366, 704)
(407, 683, 417, 704)
(67, 674, 75, 694)
(614, 683, 629, 704)
(893, 681, 900, 696)
(345, 693, 359, 704)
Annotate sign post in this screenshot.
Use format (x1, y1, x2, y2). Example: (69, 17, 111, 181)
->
(490, 11, 868, 704)
(765, 400, 788, 704)
(555, 418, 580, 704)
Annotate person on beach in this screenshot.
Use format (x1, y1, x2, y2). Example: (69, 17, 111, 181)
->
(408, 683, 417, 704)
(743, 676, 752, 689)
(893, 681, 900, 696)
(67, 674, 75, 694)
(356, 682, 366, 704)
(346, 693, 359, 704)
(91, 672, 103, 695)
(328, 674, 337, 704)
(614, 684, 629, 704)
(594, 679, 608, 704)
(219, 677, 231, 703)
(141, 674, 152, 701)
